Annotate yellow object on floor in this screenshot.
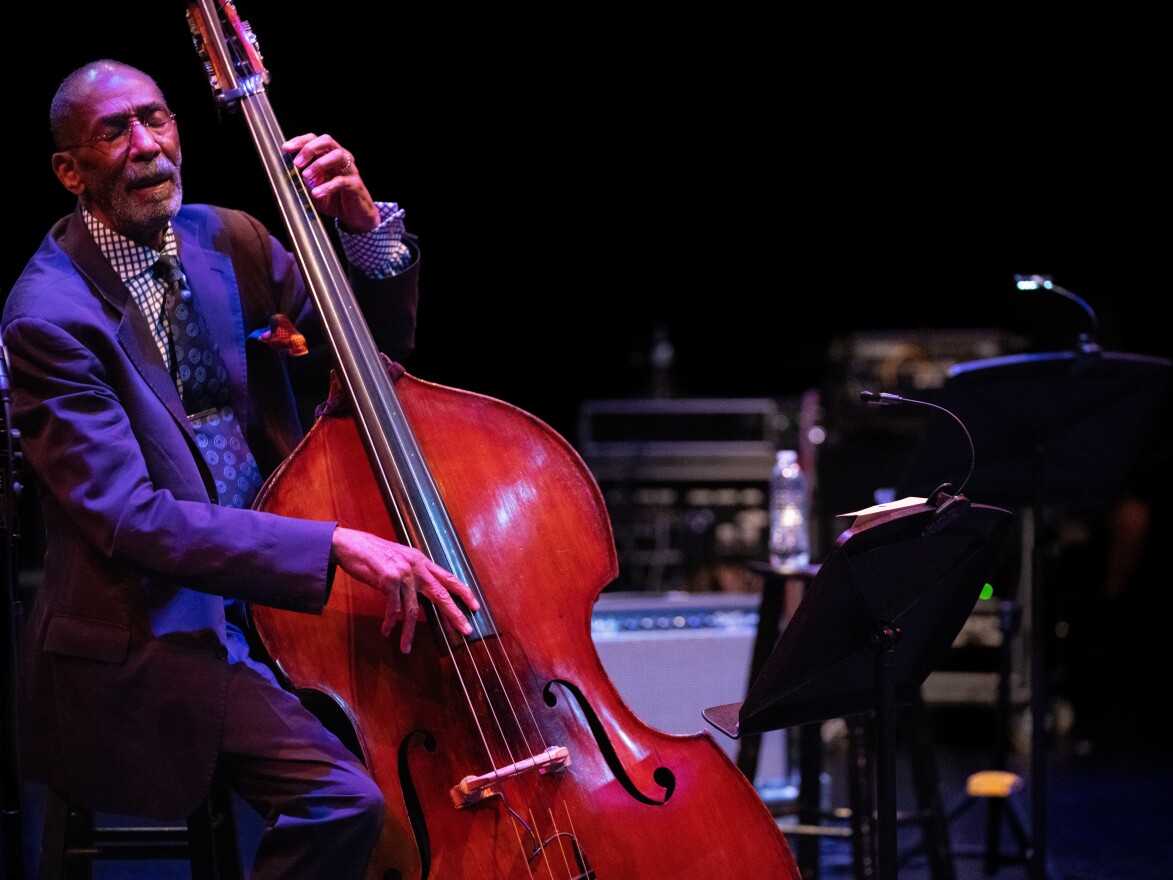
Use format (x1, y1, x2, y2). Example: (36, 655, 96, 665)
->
(965, 770, 1024, 798)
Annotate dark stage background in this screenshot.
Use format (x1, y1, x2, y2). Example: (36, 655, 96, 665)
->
(4, 13, 1172, 878)
(5, 2, 1166, 447)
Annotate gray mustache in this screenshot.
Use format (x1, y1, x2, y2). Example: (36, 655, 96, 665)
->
(126, 160, 178, 185)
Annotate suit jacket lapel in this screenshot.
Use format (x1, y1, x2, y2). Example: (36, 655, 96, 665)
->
(58, 204, 188, 426)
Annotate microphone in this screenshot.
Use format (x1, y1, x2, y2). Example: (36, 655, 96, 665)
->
(860, 390, 975, 502)
(1013, 273, 1100, 353)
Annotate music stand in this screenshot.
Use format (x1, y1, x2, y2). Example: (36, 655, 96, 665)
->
(897, 348, 1172, 880)
(705, 495, 1014, 880)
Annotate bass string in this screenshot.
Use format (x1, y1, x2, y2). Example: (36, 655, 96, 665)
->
(432, 575, 564, 782)
(426, 583, 587, 871)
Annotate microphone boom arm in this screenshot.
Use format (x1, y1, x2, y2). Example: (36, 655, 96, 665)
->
(860, 390, 976, 499)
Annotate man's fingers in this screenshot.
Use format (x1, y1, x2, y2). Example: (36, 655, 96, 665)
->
(399, 604, 418, 654)
(381, 579, 402, 639)
(425, 584, 475, 634)
(341, 532, 478, 645)
(426, 562, 479, 611)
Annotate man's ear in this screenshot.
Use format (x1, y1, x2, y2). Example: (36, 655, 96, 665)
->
(51, 151, 85, 196)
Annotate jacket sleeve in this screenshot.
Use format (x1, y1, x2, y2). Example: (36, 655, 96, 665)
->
(2, 312, 336, 612)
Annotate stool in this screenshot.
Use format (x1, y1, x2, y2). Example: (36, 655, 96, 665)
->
(38, 776, 243, 880)
(946, 769, 1032, 874)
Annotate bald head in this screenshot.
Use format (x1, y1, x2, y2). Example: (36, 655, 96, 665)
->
(50, 60, 166, 151)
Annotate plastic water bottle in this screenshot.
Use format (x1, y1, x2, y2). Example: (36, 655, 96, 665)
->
(768, 449, 810, 569)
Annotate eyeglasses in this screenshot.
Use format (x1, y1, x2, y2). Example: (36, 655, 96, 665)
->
(63, 109, 178, 153)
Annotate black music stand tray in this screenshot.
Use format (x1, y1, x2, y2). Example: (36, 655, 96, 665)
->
(705, 496, 1014, 880)
(900, 349, 1173, 514)
(896, 348, 1172, 880)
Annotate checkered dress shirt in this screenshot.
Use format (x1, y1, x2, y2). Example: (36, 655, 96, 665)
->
(83, 201, 412, 378)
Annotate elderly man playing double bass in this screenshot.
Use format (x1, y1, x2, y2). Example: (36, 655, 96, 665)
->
(2, 58, 478, 879)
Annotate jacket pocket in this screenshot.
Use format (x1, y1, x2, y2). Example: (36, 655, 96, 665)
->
(44, 614, 131, 664)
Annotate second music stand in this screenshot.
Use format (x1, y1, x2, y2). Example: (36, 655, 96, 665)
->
(705, 494, 1014, 880)
(898, 347, 1172, 880)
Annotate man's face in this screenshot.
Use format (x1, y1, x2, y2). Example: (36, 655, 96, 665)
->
(52, 66, 183, 247)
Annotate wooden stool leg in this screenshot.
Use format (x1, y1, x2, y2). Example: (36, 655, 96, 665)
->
(186, 777, 243, 880)
(38, 782, 241, 880)
(38, 789, 93, 880)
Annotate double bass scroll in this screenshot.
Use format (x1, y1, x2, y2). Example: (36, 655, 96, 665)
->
(186, 3, 801, 878)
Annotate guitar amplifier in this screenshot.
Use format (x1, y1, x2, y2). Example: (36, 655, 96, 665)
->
(591, 591, 789, 787)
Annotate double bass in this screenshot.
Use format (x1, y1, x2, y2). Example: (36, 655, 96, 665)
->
(186, 4, 800, 877)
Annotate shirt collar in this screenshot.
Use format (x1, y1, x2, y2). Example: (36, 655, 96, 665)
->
(81, 205, 178, 283)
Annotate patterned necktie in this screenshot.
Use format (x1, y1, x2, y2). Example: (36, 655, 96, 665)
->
(154, 255, 262, 509)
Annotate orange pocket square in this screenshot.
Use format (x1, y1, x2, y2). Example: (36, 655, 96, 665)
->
(250, 314, 308, 356)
